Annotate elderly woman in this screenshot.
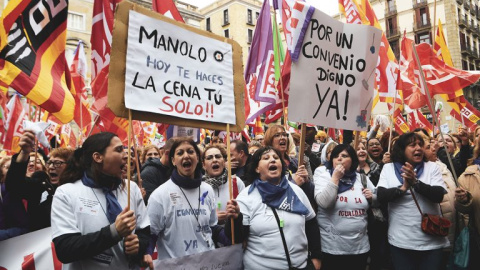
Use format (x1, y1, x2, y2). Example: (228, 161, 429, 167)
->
(146, 137, 218, 260)
(51, 132, 150, 269)
(202, 144, 245, 224)
(377, 132, 448, 270)
(227, 146, 321, 270)
(455, 126, 480, 269)
(314, 144, 375, 270)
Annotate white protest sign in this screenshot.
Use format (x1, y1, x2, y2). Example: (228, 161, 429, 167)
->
(289, 9, 381, 131)
(155, 244, 243, 270)
(125, 11, 236, 124)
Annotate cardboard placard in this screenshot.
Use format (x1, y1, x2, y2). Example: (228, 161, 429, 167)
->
(108, 1, 245, 132)
(288, 9, 381, 131)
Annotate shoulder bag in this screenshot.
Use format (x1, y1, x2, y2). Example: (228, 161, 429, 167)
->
(410, 187, 451, 237)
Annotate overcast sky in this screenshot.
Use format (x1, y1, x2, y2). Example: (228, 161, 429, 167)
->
(182, 0, 339, 16)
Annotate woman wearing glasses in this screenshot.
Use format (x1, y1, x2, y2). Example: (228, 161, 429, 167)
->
(202, 145, 245, 227)
(5, 130, 73, 232)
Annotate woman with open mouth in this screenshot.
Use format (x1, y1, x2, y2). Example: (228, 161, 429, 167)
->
(314, 144, 375, 270)
(202, 144, 245, 227)
(366, 137, 384, 165)
(51, 132, 150, 269)
(264, 124, 316, 211)
(377, 132, 449, 270)
(226, 146, 321, 270)
(146, 137, 222, 261)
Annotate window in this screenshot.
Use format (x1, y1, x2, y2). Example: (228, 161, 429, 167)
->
(224, 29, 229, 38)
(419, 8, 428, 25)
(206, 17, 211, 31)
(387, 18, 394, 35)
(462, 60, 468, 70)
(256, 12, 259, 20)
(247, 9, 253, 24)
(417, 32, 431, 44)
(67, 12, 85, 31)
(247, 29, 253, 43)
(387, 0, 394, 12)
(223, 9, 229, 25)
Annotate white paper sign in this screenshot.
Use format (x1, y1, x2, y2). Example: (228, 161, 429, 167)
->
(289, 9, 382, 131)
(155, 244, 243, 270)
(125, 11, 236, 124)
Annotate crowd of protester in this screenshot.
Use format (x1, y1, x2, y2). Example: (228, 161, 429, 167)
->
(0, 123, 480, 270)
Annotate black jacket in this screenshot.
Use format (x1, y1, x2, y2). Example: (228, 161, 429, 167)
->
(5, 153, 54, 232)
(141, 158, 170, 203)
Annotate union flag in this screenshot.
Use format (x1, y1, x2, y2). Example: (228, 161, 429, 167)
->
(0, 0, 75, 123)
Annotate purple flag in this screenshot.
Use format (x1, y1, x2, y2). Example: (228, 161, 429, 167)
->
(244, 0, 277, 123)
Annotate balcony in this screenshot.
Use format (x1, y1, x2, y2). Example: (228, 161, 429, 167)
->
(471, 5, 477, 15)
(466, 21, 473, 32)
(472, 48, 479, 58)
(465, 1, 470, 10)
(459, 16, 467, 28)
(461, 44, 471, 55)
(413, 0, 428, 9)
(473, 26, 479, 37)
(386, 27, 401, 40)
(413, 20, 431, 32)
(456, 0, 463, 4)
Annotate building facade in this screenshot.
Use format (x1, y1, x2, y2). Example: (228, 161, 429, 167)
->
(337, 0, 480, 129)
(199, 0, 263, 64)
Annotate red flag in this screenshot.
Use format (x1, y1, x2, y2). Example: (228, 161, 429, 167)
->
(90, 0, 128, 139)
(2, 95, 26, 152)
(152, 0, 185, 22)
(70, 42, 92, 134)
(0, 0, 75, 123)
(408, 110, 433, 134)
(398, 35, 430, 110)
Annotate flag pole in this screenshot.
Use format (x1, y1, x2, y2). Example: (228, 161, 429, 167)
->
(226, 123, 235, 244)
(130, 120, 143, 189)
(299, 124, 306, 166)
(411, 42, 459, 185)
(79, 96, 83, 147)
(33, 106, 41, 171)
(387, 89, 398, 153)
(271, 11, 287, 127)
(127, 110, 132, 209)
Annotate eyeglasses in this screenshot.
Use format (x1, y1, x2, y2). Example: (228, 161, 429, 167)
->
(46, 160, 66, 168)
(273, 132, 289, 138)
(368, 142, 381, 147)
(205, 154, 224, 160)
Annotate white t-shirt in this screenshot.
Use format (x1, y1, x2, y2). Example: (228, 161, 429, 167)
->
(208, 176, 245, 211)
(147, 180, 217, 260)
(377, 162, 450, 250)
(314, 166, 374, 255)
(237, 181, 315, 270)
(51, 180, 149, 270)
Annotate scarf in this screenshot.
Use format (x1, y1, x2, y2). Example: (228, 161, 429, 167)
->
(81, 171, 122, 224)
(249, 176, 309, 215)
(329, 167, 357, 194)
(203, 169, 228, 189)
(472, 158, 480, 166)
(393, 162, 424, 184)
(171, 168, 203, 189)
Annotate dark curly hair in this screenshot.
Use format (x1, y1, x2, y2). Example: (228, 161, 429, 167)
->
(244, 146, 286, 184)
